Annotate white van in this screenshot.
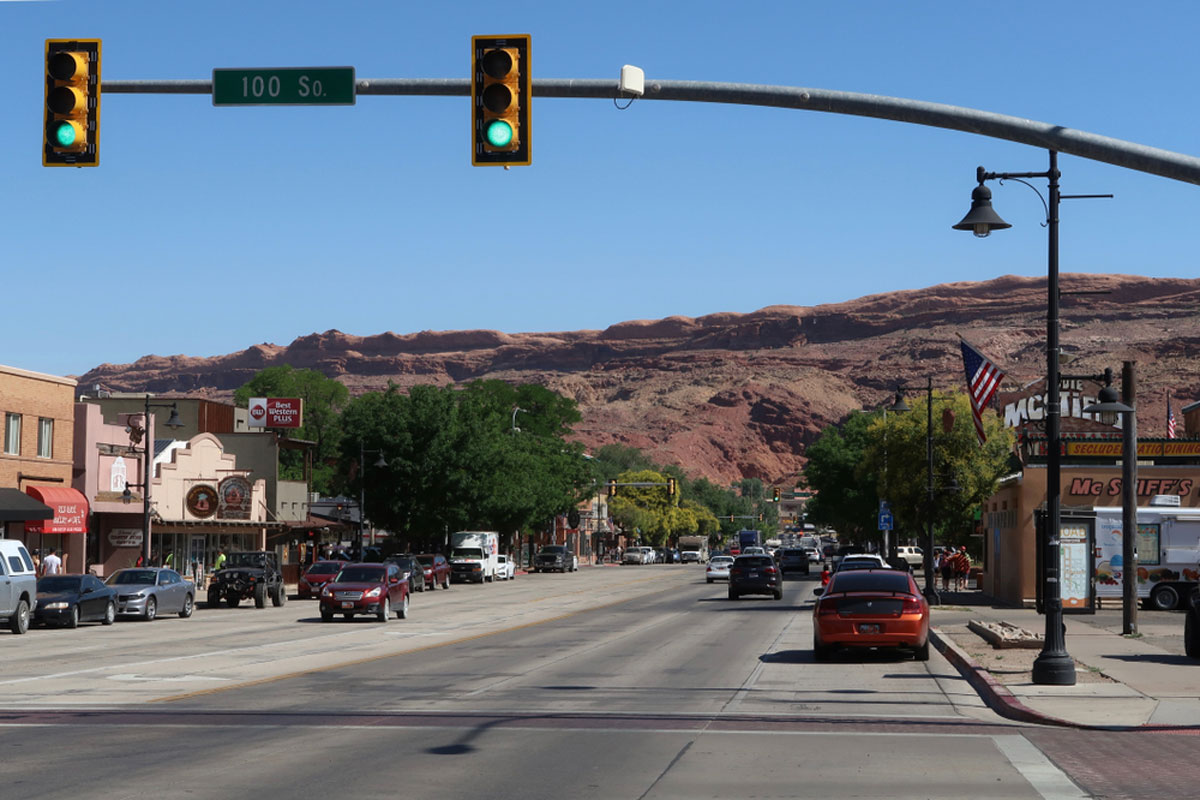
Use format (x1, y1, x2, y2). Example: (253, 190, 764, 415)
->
(0, 540, 38, 634)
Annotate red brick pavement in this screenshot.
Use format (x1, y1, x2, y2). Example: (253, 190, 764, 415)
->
(1024, 728, 1200, 800)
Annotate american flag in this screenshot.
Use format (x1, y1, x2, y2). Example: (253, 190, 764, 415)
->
(960, 339, 1006, 445)
(1167, 395, 1177, 439)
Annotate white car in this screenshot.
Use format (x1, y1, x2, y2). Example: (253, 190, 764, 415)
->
(639, 547, 656, 564)
(742, 546, 767, 556)
(680, 550, 702, 564)
(706, 556, 735, 583)
(622, 549, 645, 565)
(896, 546, 924, 568)
(836, 553, 889, 572)
(495, 554, 516, 581)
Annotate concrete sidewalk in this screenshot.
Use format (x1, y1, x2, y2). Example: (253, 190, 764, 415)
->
(929, 592, 1199, 730)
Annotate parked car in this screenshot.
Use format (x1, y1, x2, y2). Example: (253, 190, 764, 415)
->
(777, 548, 811, 576)
(534, 545, 578, 573)
(297, 560, 348, 599)
(706, 555, 735, 583)
(319, 562, 409, 622)
(0, 539, 38, 634)
(105, 568, 195, 621)
(207, 551, 286, 608)
(415, 553, 451, 590)
(896, 546, 925, 569)
(623, 549, 645, 565)
(385, 555, 427, 592)
(34, 574, 117, 627)
(728, 554, 783, 600)
(495, 554, 516, 581)
(812, 568, 930, 661)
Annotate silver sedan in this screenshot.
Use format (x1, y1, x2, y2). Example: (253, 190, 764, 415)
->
(706, 556, 735, 583)
(105, 568, 195, 621)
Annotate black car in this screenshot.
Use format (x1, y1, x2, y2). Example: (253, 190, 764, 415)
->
(384, 555, 427, 592)
(777, 548, 811, 575)
(35, 574, 117, 627)
(728, 555, 783, 601)
(208, 551, 286, 608)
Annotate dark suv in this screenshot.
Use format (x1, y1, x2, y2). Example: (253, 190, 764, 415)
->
(777, 548, 811, 576)
(208, 551, 286, 609)
(728, 554, 783, 601)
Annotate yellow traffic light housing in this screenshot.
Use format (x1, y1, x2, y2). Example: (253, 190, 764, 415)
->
(667, 478, 676, 497)
(607, 479, 617, 498)
(44, 39, 100, 167)
(471, 35, 530, 166)
(772, 488, 780, 502)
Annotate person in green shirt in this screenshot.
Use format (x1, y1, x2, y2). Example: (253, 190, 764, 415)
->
(213, 549, 226, 571)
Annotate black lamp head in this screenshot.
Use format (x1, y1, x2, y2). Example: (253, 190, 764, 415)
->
(953, 182, 1012, 238)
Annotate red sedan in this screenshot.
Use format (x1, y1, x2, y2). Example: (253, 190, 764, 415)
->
(319, 563, 409, 622)
(297, 560, 348, 599)
(415, 553, 451, 590)
(812, 568, 929, 661)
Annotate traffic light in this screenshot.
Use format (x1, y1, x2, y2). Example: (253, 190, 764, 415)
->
(44, 39, 100, 167)
(471, 35, 530, 166)
(667, 478, 676, 497)
(607, 479, 617, 498)
(772, 488, 780, 502)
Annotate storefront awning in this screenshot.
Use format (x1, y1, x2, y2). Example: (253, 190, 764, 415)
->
(23, 486, 89, 534)
(0, 488, 54, 522)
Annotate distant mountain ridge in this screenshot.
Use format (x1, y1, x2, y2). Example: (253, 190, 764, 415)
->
(78, 273, 1200, 484)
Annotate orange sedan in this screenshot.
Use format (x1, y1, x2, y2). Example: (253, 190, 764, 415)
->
(812, 568, 930, 661)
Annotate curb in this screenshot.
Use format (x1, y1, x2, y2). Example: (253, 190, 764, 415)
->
(930, 626, 1082, 729)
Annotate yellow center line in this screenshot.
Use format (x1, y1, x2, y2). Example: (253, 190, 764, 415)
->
(152, 581, 677, 704)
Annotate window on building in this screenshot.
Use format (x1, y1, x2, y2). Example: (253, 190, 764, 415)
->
(4, 413, 20, 455)
(111, 457, 128, 491)
(37, 417, 53, 458)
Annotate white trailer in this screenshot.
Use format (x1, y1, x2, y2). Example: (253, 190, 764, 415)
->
(449, 531, 499, 583)
(1093, 502, 1200, 610)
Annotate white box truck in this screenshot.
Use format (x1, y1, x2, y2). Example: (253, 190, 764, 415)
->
(449, 531, 499, 583)
(1093, 501, 1200, 610)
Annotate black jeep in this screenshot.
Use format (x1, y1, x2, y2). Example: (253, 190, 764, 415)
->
(208, 551, 286, 609)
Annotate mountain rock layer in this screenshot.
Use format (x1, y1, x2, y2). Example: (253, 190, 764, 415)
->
(78, 274, 1200, 484)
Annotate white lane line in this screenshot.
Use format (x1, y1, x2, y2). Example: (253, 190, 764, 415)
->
(992, 735, 1090, 800)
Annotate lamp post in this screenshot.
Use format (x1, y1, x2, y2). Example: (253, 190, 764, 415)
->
(954, 150, 1110, 686)
(1083, 364, 1137, 635)
(358, 442, 387, 556)
(122, 396, 183, 567)
(889, 377, 943, 605)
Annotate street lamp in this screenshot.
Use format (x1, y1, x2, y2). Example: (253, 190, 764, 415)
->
(954, 151, 1110, 686)
(358, 442, 388, 556)
(1083, 364, 1137, 636)
(121, 396, 184, 566)
(890, 377, 951, 605)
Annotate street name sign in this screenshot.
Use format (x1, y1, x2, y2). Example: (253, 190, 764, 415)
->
(212, 67, 356, 106)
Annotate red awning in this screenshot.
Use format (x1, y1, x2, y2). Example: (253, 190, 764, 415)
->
(24, 486, 89, 534)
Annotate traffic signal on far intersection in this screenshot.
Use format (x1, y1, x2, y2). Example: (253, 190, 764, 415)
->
(607, 479, 617, 498)
(667, 478, 676, 497)
(471, 34, 530, 166)
(44, 39, 100, 167)
(772, 488, 780, 502)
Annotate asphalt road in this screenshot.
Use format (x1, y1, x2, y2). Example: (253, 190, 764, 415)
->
(0, 565, 1123, 799)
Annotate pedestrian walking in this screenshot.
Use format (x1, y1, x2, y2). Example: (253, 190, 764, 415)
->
(938, 549, 954, 592)
(954, 546, 971, 591)
(42, 548, 63, 576)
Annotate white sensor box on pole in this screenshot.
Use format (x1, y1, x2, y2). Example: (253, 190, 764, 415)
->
(619, 65, 644, 97)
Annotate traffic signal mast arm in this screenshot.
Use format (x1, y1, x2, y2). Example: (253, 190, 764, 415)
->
(606, 479, 675, 497)
(97, 77, 1200, 184)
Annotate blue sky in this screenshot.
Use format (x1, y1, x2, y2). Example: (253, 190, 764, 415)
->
(5, 1, 1199, 377)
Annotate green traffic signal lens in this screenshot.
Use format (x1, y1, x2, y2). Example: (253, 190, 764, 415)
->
(485, 120, 513, 148)
(53, 121, 77, 147)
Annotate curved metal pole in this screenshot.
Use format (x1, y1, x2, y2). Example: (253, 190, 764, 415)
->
(102, 78, 1200, 185)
